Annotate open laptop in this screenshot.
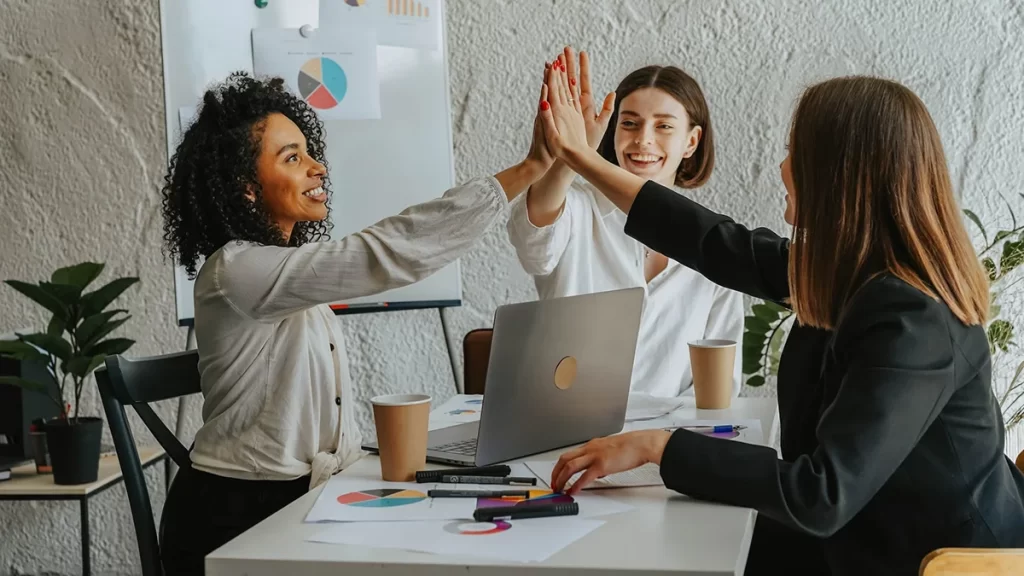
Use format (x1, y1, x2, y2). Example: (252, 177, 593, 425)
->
(362, 287, 645, 466)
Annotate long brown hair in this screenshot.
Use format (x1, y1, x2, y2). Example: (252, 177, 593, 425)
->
(598, 65, 714, 188)
(788, 76, 988, 329)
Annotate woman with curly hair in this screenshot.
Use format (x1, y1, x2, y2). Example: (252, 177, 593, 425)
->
(158, 71, 554, 574)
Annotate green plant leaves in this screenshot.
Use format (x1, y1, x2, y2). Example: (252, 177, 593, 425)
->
(0, 339, 49, 365)
(80, 277, 139, 317)
(745, 375, 766, 387)
(76, 310, 129, 350)
(17, 332, 72, 363)
(982, 257, 998, 282)
(988, 319, 1014, 353)
(999, 239, 1024, 276)
(51, 262, 104, 290)
(3, 280, 67, 320)
(65, 355, 107, 379)
(82, 337, 135, 358)
(963, 209, 987, 244)
(46, 314, 65, 337)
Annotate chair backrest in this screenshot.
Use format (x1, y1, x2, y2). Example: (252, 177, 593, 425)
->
(920, 548, 1024, 575)
(462, 328, 492, 395)
(95, 349, 201, 576)
(1016, 449, 1023, 473)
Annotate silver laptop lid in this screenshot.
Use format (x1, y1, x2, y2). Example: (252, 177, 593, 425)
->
(473, 287, 644, 465)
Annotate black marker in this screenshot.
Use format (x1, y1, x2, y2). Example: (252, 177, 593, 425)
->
(473, 502, 579, 522)
(441, 475, 537, 486)
(415, 464, 511, 483)
(428, 489, 530, 498)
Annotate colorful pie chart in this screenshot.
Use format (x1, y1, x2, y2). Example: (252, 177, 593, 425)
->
(443, 520, 512, 536)
(345, 0, 366, 5)
(337, 489, 426, 507)
(298, 57, 347, 110)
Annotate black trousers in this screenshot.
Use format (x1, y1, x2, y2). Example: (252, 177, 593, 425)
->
(745, 514, 831, 575)
(160, 467, 310, 575)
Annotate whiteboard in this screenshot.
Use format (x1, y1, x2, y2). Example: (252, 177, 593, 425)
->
(160, 0, 461, 326)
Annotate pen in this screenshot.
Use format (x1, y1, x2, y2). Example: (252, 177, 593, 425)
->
(670, 425, 745, 433)
(473, 502, 579, 522)
(428, 489, 530, 498)
(441, 475, 538, 485)
(415, 464, 511, 483)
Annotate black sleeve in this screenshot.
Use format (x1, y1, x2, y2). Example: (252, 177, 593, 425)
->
(623, 180, 790, 304)
(657, 281, 958, 537)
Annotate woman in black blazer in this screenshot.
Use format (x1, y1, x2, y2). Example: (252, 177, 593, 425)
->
(538, 52, 1024, 575)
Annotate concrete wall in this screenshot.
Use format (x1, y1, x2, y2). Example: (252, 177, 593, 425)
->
(1, 0, 1021, 573)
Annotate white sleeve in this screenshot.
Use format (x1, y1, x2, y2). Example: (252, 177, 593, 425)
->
(703, 284, 747, 397)
(505, 190, 573, 276)
(215, 176, 508, 321)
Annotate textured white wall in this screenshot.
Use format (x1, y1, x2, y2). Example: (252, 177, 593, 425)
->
(1, 0, 1022, 573)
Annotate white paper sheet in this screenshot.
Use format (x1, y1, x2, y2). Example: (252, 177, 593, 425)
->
(625, 393, 689, 422)
(319, 0, 441, 51)
(252, 27, 380, 120)
(625, 418, 764, 446)
(305, 477, 474, 522)
(431, 394, 484, 423)
(307, 516, 604, 563)
(306, 463, 630, 522)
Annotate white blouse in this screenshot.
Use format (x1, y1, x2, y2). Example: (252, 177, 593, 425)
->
(506, 179, 745, 398)
(189, 176, 509, 489)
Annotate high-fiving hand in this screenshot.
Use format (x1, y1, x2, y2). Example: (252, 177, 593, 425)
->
(558, 47, 617, 150)
(539, 51, 591, 162)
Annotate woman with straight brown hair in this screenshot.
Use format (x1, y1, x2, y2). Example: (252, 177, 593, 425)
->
(507, 47, 744, 400)
(538, 55, 1024, 575)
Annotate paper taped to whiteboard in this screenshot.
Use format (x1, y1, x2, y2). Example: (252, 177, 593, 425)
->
(252, 27, 381, 120)
(319, 0, 441, 51)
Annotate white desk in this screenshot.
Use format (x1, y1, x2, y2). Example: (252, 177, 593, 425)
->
(207, 397, 779, 576)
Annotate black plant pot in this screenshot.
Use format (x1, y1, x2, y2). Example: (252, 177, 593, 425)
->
(44, 417, 103, 485)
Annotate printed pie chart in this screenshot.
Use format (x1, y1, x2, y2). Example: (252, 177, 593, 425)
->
(345, 0, 366, 5)
(298, 57, 347, 110)
(337, 488, 426, 507)
(443, 520, 512, 536)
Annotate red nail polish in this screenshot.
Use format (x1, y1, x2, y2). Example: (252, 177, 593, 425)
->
(541, 101, 550, 111)
(570, 78, 576, 86)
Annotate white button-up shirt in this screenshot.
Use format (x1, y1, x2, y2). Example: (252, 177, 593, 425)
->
(507, 180, 744, 398)
(189, 176, 509, 489)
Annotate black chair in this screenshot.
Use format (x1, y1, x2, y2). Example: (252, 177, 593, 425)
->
(95, 350, 200, 576)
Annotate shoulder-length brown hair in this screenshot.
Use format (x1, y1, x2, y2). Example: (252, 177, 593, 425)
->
(788, 76, 988, 329)
(598, 65, 714, 188)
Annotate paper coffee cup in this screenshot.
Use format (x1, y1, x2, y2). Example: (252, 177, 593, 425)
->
(688, 339, 736, 409)
(370, 393, 431, 482)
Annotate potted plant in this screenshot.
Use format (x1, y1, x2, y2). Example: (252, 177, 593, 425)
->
(742, 206, 1024, 430)
(0, 262, 138, 484)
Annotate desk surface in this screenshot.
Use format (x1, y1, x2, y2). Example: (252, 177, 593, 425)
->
(208, 397, 778, 576)
(0, 446, 166, 497)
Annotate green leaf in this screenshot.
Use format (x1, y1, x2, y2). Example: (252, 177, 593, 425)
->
(764, 300, 789, 313)
(982, 257, 998, 282)
(82, 337, 135, 358)
(745, 375, 765, 387)
(51, 262, 104, 290)
(988, 319, 1014, 353)
(0, 375, 47, 393)
(768, 324, 787, 375)
(65, 355, 107, 378)
(744, 316, 772, 336)
(3, 280, 67, 320)
(47, 314, 65, 338)
(751, 303, 781, 324)
(17, 332, 72, 363)
(80, 277, 139, 317)
(994, 230, 1014, 244)
(963, 209, 988, 244)
(0, 340, 49, 364)
(999, 240, 1024, 276)
(39, 281, 83, 304)
(991, 304, 1002, 319)
(742, 355, 763, 375)
(76, 310, 129, 350)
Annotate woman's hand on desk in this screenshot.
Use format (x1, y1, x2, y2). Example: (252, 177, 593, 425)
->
(551, 430, 672, 495)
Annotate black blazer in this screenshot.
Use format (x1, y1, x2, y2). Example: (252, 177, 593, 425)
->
(623, 181, 1024, 575)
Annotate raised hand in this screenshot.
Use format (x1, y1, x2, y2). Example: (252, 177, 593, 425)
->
(525, 79, 555, 171)
(571, 49, 616, 149)
(539, 53, 589, 161)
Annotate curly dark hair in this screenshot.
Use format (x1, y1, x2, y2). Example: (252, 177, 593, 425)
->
(161, 71, 332, 278)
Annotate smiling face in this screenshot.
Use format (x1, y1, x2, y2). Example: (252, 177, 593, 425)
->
(251, 112, 328, 241)
(613, 88, 701, 187)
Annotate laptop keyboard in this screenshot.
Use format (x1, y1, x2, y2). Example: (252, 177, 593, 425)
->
(432, 438, 478, 456)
